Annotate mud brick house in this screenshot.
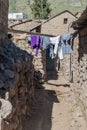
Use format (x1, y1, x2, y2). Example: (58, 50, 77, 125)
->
(41, 10, 77, 35)
(72, 7, 87, 122)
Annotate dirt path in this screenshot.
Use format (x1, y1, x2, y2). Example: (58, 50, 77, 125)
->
(23, 77, 87, 130)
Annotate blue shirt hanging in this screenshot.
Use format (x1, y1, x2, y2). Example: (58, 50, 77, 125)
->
(60, 33, 72, 55)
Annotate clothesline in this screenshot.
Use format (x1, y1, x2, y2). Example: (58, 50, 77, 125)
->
(8, 28, 73, 78)
(8, 28, 55, 37)
(27, 33, 72, 59)
(8, 28, 72, 59)
(8, 28, 77, 40)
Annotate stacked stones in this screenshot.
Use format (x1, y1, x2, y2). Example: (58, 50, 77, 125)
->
(71, 7, 87, 122)
(0, 41, 34, 130)
(73, 33, 87, 122)
(14, 36, 47, 83)
(0, 0, 34, 130)
(72, 35, 80, 94)
(60, 55, 71, 81)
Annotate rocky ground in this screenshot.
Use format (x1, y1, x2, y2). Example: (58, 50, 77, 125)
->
(22, 76, 87, 130)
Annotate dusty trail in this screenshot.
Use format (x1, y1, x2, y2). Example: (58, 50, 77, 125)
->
(23, 77, 87, 130)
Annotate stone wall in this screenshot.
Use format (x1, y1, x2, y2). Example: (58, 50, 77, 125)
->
(60, 55, 72, 81)
(73, 31, 87, 123)
(0, 41, 34, 130)
(13, 34, 47, 83)
(0, 1, 35, 129)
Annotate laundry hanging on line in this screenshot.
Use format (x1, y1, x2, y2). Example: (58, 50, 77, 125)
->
(60, 33, 72, 55)
(27, 33, 72, 59)
(28, 35, 42, 56)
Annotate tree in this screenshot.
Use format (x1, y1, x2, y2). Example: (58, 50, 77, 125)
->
(30, 0, 52, 19)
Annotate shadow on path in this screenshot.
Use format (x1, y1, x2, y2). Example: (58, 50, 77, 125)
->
(22, 88, 59, 130)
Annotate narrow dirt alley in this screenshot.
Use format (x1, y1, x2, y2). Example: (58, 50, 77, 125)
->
(22, 76, 87, 130)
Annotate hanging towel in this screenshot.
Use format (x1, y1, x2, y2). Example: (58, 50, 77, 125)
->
(50, 36, 60, 55)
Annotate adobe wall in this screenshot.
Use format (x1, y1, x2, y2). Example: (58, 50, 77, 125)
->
(41, 12, 76, 36)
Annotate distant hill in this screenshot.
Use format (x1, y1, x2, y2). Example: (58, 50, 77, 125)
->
(9, 0, 87, 18)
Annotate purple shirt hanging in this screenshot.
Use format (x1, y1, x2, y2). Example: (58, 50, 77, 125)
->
(31, 35, 42, 56)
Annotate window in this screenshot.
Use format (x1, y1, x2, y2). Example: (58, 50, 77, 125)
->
(63, 18, 68, 24)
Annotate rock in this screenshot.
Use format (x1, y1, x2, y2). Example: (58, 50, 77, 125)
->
(0, 73, 4, 81)
(0, 64, 5, 70)
(0, 99, 12, 119)
(4, 69, 15, 79)
(5, 92, 9, 100)
(0, 41, 34, 130)
(0, 81, 4, 88)
(9, 85, 16, 98)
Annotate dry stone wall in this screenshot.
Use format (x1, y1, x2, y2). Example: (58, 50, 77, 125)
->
(73, 32, 87, 123)
(0, 41, 34, 130)
(0, 1, 35, 130)
(13, 34, 47, 83)
(60, 55, 71, 81)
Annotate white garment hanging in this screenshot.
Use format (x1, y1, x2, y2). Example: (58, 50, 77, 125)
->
(50, 36, 60, 55)
(58, 47, 63, 60)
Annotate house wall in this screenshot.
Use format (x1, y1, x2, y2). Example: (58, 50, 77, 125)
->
(73, 29, 87, 122)
(8, 13, 28, 19)
(41, 12, 76, 35)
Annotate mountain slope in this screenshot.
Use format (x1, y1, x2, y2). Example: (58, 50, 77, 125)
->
(49, 0, 87, 15)
(9, 0, 87, 18)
